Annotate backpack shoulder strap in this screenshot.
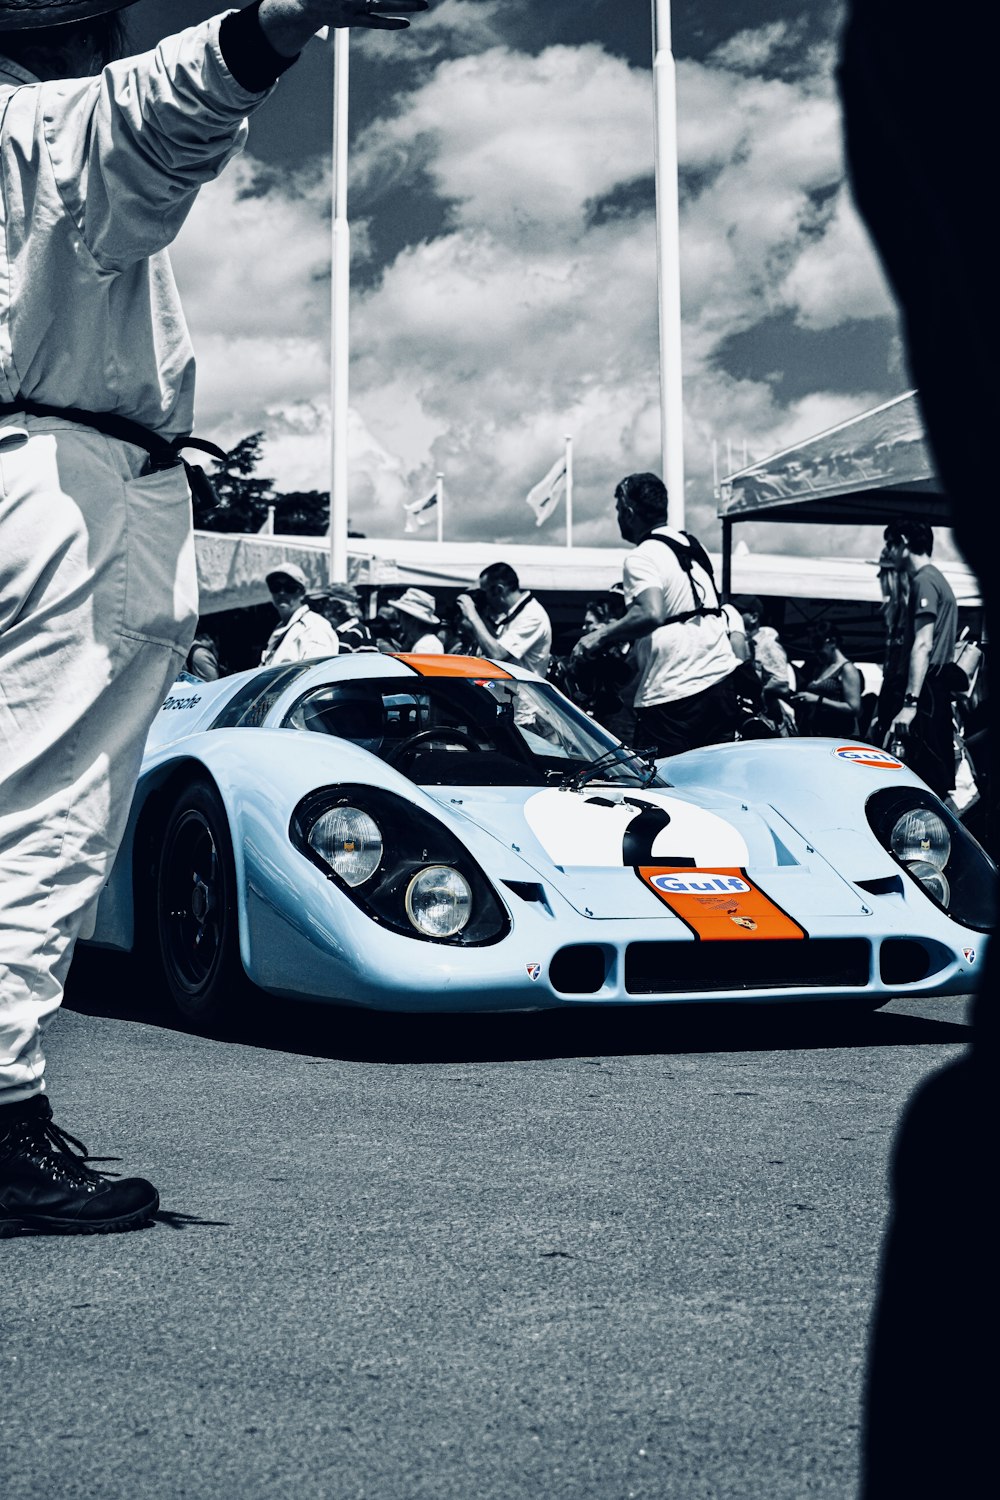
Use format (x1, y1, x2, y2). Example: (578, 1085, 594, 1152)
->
(639, 530, 723, 625)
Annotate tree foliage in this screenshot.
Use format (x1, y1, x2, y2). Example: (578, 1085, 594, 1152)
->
(193, 432, 275, 532)
(274, 490, 330, 536)
(193, 434, 341, 537)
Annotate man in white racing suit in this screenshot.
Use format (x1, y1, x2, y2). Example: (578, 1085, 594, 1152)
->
(0, 0, 425, 1238)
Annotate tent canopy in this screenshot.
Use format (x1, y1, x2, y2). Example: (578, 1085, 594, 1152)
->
(194, 529, 980, 615)
(718, 390, 948, 526)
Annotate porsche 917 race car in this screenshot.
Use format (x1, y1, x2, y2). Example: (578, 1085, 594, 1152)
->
(85, 652, 994, 1024)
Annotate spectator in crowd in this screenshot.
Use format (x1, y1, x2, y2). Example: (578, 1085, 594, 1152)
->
(791, 626, 863, 736)
(316, 582, 374, 653)
(550, 596, 636, 740)
(456, 563, 553, 677)
(882, 519, 958, 796)
(870, 545, 914, 744)
(261, 564, 340, 665)
(185, 622, 223, 681)
(733, 594, 798, 733)
(575, 473, 742, 756)
(733, 596, 796, 704)
(370, 603, 404, 654)
(388, 588, 445, 653)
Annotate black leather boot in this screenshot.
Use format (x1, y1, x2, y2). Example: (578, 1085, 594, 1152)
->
(0, 1095, 159, 1237)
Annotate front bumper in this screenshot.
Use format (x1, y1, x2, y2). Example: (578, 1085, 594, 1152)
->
(242, 858, 983, 1012)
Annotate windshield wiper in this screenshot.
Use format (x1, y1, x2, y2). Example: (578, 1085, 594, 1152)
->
(557, 744, 659, 791)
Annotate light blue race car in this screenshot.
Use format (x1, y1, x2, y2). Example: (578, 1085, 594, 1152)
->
(85, 651, 994, 1025)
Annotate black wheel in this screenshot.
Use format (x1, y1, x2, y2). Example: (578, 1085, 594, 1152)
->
(155, 778, 249, 1026)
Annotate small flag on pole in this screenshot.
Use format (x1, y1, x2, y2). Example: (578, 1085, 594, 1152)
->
(525, 454, 567, 527)
(403, 488, 438, 533)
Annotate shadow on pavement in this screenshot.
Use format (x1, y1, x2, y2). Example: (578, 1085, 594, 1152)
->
(66, 948, 971, 1064)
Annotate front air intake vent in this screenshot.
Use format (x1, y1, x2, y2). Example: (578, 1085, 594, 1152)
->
(550, 945, 607, 994)
(879, 939, 932, 985)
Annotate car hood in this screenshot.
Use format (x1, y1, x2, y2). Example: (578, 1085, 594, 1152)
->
(424, 783, 795, 919)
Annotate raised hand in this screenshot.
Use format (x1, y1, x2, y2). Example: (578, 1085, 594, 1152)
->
(260, 0, 429, 56)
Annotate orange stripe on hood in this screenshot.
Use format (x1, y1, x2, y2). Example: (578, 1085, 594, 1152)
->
(396, 654, 512, 679)
(638, 866, 807, 940)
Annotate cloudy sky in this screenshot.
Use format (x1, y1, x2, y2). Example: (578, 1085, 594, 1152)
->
(133, 0, 908, 551)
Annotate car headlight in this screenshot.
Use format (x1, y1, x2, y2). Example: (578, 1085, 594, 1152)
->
(308, 806, 383, 887)
(405, 866, 472, 937)
(866, 786, 996, 932)
(903, 859, 950, 906)
(890, 808, 951, 872)
(291, 784, 510, 946)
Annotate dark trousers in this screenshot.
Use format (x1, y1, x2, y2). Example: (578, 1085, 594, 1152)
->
(635, 670, 740, 758)
(904, 667, 955, 797)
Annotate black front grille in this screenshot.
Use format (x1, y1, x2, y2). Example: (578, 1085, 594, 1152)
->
(624, 938, 871, 995)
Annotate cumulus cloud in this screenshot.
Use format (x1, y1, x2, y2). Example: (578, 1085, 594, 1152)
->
(170, 19, 902, 552)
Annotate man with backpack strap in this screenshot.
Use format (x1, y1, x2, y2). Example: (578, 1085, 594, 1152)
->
(575, 472, 742, 756)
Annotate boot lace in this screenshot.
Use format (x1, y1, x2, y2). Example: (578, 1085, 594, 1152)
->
(2, 1101, 120, 1186)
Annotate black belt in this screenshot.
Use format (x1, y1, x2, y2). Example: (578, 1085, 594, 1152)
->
(0, 398, 226, 468)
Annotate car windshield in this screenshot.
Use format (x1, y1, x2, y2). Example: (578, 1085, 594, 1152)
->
(283, 676, 662, 787)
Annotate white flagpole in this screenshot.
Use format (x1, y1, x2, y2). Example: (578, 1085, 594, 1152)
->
(436, 471, 444, 545)
(652, 0, 685, 529)
(564, 435, 573, 549)
(329, 30, 350, 584)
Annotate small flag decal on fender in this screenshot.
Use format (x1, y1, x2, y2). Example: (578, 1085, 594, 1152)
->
(526, 963, 542, 981)
(638, 867, 807, 941)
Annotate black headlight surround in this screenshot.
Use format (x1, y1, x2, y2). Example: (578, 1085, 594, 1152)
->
(865, 786, 997, 933)
(290, 784, 510, 946)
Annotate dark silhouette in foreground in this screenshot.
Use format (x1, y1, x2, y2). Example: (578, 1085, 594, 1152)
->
(840, 5, 995, 1493)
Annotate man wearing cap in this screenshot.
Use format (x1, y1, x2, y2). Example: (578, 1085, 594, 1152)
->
(0, 0, 426, 1238)
(389, 588, 444, 653)
(261, 563, 340, 664)
(316, 582, 373, 653)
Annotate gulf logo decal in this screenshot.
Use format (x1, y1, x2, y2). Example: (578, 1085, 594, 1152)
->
(835, 746, 904, 770)
(638, 867, 806, 941)
(397, 653, 512, 679)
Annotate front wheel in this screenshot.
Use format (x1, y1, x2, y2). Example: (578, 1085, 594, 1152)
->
(155, 778, 249, 1027)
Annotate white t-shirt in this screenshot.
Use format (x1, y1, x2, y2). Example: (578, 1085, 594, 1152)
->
(495, 594, 552, 677)
(412, 632, 444, 653)
(623, 529, 737, 707)
(262, 606, 340, 665)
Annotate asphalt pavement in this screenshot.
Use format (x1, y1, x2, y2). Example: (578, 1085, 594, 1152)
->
(1, 957, 974, 1500)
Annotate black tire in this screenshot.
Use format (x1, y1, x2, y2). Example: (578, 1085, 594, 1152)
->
(154, 778, 250, 1027)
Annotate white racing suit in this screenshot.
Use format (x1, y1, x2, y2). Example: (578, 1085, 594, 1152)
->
(0, 17, 274, 1102)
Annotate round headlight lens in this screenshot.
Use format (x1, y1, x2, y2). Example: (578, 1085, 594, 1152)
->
(890, 808, 951, 871)
(308, 806, 383, 886)
(405, 866, 473, 938)
(904, 858, 951, 907)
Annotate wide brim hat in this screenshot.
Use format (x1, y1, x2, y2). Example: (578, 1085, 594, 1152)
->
(391, 587, 440, 627)
(265, 562, 309, 593)
(0, 1, 139, 30)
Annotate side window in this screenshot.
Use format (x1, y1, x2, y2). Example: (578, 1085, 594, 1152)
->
(210, 665, 314, 729)
(284, 687, 385, 746)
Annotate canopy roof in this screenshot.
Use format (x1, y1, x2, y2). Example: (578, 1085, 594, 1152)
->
(194, 530, 980, 614)
(719, 391, 948, 526)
